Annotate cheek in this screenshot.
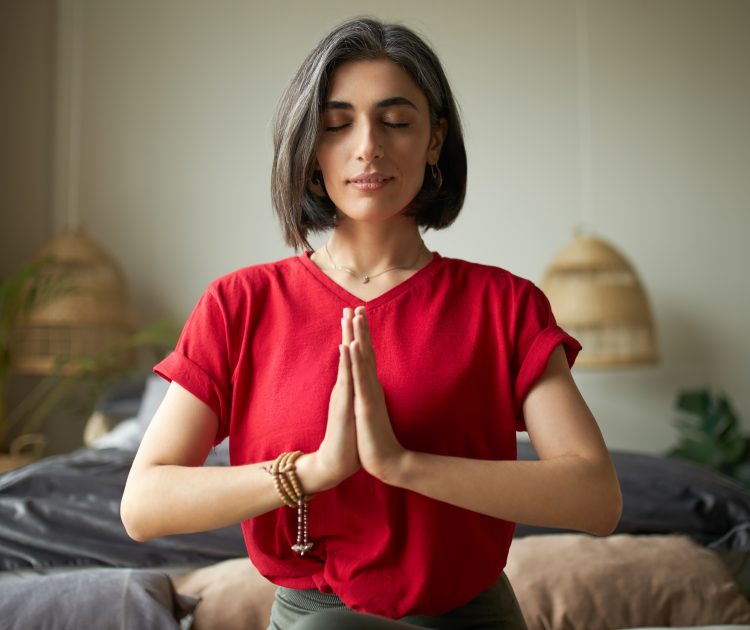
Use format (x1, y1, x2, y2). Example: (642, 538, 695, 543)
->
(314, 145, 329, 171)
(315, 136, 338, 164)
(405, 166, 427, 196)
(316, 143, 349, 182)
(398, 131, 431, 161)
(397, 140, 429, 180)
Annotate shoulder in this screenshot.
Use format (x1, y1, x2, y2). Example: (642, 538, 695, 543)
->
(437, 255, 540, 300)
(187, 255, 303, 323)
(203, 254, 302, 300)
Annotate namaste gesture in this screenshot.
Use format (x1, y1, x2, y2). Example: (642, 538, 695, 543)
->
(315, 306, 406, 489)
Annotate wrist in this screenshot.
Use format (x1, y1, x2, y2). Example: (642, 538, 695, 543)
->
(295, 452, 326, 495)
(379, 449, 412, 488)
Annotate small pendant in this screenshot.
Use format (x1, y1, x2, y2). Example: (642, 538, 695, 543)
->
(292, 542, 314, 555)
(362, 275, 370, 284)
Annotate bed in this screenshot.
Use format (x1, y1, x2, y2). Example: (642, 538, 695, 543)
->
(1, 375, 750, 630)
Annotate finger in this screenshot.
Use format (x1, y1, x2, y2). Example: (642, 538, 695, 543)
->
(338, 344, 353, 398)
(351, 338, 376, 388)
(338, 343, 352, 379)
(353, 313, 373, 357)
(352, 314, 365, 349)
(349, 341, 364, 392)
(336, 342, 347, 383)
(353, 306, 367, 340)
(358, 308, 372, 346)
(342, 308, 354, 345)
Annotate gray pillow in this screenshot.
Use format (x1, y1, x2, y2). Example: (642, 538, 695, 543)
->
(0, 568, 198, 630)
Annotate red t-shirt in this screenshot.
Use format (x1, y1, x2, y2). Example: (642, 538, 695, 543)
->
(154, 250, 580, 618)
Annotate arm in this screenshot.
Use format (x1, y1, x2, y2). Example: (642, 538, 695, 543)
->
(121, 309, 362, 543)
(119, 381, 323, 541)
(382, 346, 622, 536)
(347, 303, 622, 536)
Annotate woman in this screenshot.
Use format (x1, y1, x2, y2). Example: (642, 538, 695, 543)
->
(121, 17, 622, 630)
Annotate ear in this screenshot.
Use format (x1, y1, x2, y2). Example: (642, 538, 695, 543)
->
(427, 117, 448, 164)
(308, 164, 327, 198)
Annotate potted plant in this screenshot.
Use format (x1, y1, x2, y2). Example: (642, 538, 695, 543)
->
(665, 388, 750, 488)
(1, 259, 178, 472)
(0, 257, 66, 466)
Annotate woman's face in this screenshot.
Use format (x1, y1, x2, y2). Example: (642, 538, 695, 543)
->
(315, 58, 445, 224)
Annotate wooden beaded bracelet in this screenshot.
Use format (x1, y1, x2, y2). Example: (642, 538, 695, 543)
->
(275, 452, 298, 507)
(263, 450, 315, 555)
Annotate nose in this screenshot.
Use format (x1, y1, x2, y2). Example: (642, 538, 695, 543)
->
(355, 120, 384, 162)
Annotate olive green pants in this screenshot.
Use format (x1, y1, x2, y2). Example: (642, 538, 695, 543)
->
(267, 572, 528, 630)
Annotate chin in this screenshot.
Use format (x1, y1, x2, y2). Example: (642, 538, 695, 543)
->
(337, 195, 421, 223)
(344, 208, 412, 225)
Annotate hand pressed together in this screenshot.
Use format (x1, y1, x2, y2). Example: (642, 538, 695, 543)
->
(347, 306, 407, 482)
(315, 306, 407, 490)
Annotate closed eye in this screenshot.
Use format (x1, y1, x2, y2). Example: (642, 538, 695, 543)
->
(324, 121, 410, 132)
(325, 123, 351, 132)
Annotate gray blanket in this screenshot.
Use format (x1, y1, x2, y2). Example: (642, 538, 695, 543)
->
(0, 447, 245, 572)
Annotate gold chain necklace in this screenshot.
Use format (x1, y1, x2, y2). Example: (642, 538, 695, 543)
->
(324, 241, 428, 284)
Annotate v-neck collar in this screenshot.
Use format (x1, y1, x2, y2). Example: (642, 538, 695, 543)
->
(297, 249, 443, 309)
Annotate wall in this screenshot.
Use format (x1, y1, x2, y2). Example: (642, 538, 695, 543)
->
(0, 0, 53, 272)
(3, 0, 749, 455)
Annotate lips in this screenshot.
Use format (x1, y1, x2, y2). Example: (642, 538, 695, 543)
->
(348, 173, 393, 184)
(347, 173, 394, 191)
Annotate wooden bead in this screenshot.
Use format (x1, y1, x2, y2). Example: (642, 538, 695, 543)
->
(279, 474, 297, 504)
(271, 452, 297, 507)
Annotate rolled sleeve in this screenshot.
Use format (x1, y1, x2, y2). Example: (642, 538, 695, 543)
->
(153, 287, 232, 445)
(511, 284, 581, 431)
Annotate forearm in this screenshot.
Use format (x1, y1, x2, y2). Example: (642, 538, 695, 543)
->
(386, 451, 622, 536)
(121, 453, 319, 541)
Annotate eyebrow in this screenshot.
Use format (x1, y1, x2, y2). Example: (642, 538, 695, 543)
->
(323, 96, 419, 111)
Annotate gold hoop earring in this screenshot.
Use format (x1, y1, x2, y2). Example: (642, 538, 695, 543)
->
(430, 163, 443, 190)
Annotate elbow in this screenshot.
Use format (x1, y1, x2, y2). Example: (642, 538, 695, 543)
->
(120, 502, 148, 542)
(588, 501, 622, 537)
(573, 456, 623, 537)
(120, 489, 157, 542)
(586, 476, 623, 537)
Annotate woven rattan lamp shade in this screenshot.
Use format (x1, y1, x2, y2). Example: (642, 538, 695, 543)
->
(13, 230, 135, 374)
(540, 234, 658, 368)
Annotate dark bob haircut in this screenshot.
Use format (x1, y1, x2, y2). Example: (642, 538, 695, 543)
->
(271, 17, 467, 252)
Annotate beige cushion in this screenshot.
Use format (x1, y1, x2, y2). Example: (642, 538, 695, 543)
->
(173, 557, 277, 630)
(505, 534, 750, 630)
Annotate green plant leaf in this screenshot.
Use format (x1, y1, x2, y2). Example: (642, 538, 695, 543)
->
(732, 461, 750, 488)
(723, 436, 748, 464)
(669, 388, 749, 487)
(677, 438, 717, 464)
(677, 389, 711, 416)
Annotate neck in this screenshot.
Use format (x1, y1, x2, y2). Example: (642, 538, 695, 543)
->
(324, 215, 428, 273)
